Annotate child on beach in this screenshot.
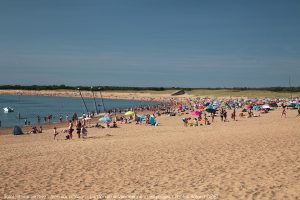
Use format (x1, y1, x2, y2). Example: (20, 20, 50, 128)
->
(53, 127, 59, 140)
(193, 118, 198, 127)
(182, 117, 189, 127)
(81, 126, 88, 138)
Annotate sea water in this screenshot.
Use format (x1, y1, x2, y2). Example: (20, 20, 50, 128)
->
(0, 95, 156, 128)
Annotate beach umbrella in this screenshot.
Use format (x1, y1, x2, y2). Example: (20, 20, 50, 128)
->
(125, 111, 134, 116)
(205, 108, 216, 113)
(205, 102, 210, 106)
(177, 106, 182, 110)
(261, 104, 271, 109)
(212, 104, 219, 109)
(198, 105, 205, 109)
(204, 105, 213, 110)
(190, 110, 200, 116)
(99, 117, 111, 122)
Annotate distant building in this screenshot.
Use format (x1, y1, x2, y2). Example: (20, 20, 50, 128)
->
(171, 90, 185, 96)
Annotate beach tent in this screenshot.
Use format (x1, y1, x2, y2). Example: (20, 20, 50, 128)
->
(12, 126, 23, 135)
(136, 115, 144, 122)
(149, 116, 156, 125)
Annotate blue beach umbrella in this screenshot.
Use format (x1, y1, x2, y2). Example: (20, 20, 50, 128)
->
(99, 117, 111, 122)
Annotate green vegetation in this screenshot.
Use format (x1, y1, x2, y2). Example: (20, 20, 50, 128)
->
(0, 85, 300, 98)
(0, 85, 300, 92)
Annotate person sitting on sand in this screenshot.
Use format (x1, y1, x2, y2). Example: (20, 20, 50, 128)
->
(38, 126, 43, 133)
(53, 127, 59, 140)
(112, 121, 117, 128)
(30, 126, 38, 134)
(95, 123, 105, 128)
(182, 117, 189, 127)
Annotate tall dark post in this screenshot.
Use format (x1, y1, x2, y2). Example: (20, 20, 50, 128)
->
(78, 88, 89, 114)
(91, 86, 98, 114)
(98, 87, 106, 112)
(289, 75, 292, 99)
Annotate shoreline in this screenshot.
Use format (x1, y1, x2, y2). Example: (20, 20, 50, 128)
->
(0, 89, 183, 101)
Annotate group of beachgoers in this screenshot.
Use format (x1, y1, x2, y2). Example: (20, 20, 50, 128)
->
(8, 96, 300, 138)
(53, 113, 89, 140)
(175, 97, 300, 127)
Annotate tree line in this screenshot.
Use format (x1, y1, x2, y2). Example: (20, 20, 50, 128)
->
(0, 85, 300, 92)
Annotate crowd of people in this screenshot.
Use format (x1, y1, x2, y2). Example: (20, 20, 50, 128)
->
(8, 96, 300, 139)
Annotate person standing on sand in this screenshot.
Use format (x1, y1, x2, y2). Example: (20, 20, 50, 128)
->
(223, 109, 228, 122)
(297, 105, 300, 117)
(81, 125, 88, 138)
(220, 108, 224, 122)
(281, 103, 287, 118)
(76, 120, 82, 138)
(68, 120, 74, 139)
(53, 127, 59, 140)
(231, 108, 236, 121)
(37, 115, 41, 124)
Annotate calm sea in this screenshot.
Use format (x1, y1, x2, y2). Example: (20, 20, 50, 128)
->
(0, 95, 156, 128)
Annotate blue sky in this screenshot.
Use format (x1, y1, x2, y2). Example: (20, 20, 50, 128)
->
(0, 0, 299, 87)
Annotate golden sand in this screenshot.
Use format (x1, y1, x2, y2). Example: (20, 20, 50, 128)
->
(0, 109, 299, 200)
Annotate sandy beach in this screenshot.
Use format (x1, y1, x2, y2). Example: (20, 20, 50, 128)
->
(0, 90, 183, 101)
(0, 108, 299, 200)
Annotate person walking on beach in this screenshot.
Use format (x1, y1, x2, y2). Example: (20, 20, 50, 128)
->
(37, 115, 41, 124)
(220, 108, 224, 122)
(223, 109, 228, 122)
(81, 125, 88, 138)
(68, 120, 74, 139)
(231, 108, 236, 121)
(297, 105, 300, 117)
(281, 103, 287, 118)
(53, 127, 59, 140)
(76, 120, 82, 138)
(204, 113, 209, 125)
